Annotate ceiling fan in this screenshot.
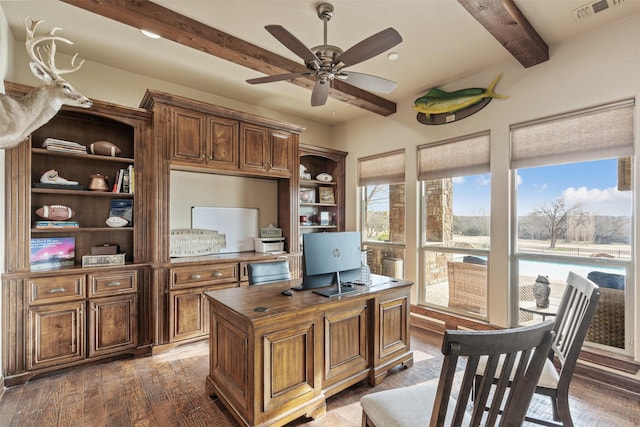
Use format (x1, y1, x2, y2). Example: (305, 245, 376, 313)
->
(246, 3, 402, 107)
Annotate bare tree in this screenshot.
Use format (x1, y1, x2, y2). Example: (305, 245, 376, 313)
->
(534, 198, 582, 248)
(364, 185, 388, 240)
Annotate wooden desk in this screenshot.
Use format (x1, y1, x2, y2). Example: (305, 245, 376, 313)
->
(204, 277, 414, 427)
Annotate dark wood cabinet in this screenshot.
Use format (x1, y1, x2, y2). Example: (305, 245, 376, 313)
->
(206, 115, 238, 170)
(27, 300, 86, 370)
(88, 294, 138, 357)
(170, 105, 206, 163)
(141, 89, 300, 179)
(2, 82, 152, 386)
(168, 105, 239, 171)
(240, 123, 294, 176)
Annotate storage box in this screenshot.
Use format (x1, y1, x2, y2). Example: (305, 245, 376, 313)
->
(82, 253, 126, 268)
(254, 237, 285, 253)
(91, 244, 119, 255)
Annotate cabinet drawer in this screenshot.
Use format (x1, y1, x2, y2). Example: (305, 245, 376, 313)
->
(171, 263, 239, 289)
(28, 275, 86, 305)
(88, 270, 138, 297)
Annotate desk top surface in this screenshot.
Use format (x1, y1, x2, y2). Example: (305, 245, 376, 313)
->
(205, 275, 413, 322)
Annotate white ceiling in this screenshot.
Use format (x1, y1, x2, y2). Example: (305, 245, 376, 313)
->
(2, 0, 640, 125)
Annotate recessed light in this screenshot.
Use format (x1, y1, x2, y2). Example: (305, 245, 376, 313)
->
(387, 52, 399, 61)
(141, 29, 161, 39)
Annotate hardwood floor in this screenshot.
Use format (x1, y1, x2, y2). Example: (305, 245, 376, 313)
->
(1, 328, 638, 427)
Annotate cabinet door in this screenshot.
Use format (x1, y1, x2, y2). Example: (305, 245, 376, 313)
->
(170, 106, 206, 163)
(206, 116, 239, 170)
(268, 130, 293, 176)
(239, 123, 269, 173)
(323, 304, 369, 389)
(88, 294, 138, 357)
(169, 287, 209, 342)
(28, 301, 85, 370)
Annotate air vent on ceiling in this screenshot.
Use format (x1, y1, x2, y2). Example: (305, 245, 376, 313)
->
(573, 0, 626, 21)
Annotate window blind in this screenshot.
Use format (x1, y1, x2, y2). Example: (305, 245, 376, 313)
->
(511, 100, 634, 169)
(358, 149, 405, 186)
(417, 132, 490, 181)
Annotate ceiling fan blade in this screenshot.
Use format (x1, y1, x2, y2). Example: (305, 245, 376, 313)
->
(335, 27, 402, 68)
(265, 25, 320, 67)
(338, 71, 397, 94)
(311, 79, 330, 106)
(246, 72, 310, 84)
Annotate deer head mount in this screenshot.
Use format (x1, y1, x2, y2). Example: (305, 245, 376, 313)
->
(0, 17, 92, 149)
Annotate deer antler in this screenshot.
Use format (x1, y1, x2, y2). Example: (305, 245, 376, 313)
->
(24, 16, 85, 80)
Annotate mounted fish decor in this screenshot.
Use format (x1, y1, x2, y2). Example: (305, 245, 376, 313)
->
(414, 74, 507, 125)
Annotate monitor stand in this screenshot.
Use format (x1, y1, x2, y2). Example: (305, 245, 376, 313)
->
(313, 271, 358, 297)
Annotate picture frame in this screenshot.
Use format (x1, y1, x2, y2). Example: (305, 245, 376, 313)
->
(299, 188, 316, 203)
(318, 186, 335, 204)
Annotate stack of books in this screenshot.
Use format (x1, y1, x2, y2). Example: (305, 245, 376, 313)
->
(41, 138, 88, 154)
(35, 220, 79, 230)
(112, 165, 135, 193)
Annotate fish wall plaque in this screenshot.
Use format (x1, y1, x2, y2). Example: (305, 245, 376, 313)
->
(414, 74, 507, 125)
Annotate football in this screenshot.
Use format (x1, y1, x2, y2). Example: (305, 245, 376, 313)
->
(106, 216, 129, 227)
(35, 205, 76, 220)
(89, 140, 122, 157)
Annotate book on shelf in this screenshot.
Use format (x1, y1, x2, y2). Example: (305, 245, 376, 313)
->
(109, 199, 133, 226)
(41, 137, 87, 154)
(30, 237, 75, 271)
(112, 165, 134, 193)
(35, 220, 79, 229)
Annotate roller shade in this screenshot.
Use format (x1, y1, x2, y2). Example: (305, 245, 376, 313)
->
(358, 149, 405, 186)
(511, 100, 634, 169)
(418, 132, 490, 181)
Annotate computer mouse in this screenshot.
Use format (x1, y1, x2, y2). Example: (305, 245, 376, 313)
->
(281, 289, 293, 296)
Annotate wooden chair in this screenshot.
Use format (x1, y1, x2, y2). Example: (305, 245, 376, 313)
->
(476, 271, 601, 427)
(360, 321, 555, 427)
(247, 260, 291, 285)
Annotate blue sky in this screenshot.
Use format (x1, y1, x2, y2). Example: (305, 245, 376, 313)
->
(453, 158, 632, 216)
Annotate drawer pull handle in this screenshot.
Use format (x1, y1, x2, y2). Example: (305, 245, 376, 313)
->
(214, 272, 223, 278)
(106, 281, 121, 287)
(49, 287, 66, 294)
(190, 274, 201, 280)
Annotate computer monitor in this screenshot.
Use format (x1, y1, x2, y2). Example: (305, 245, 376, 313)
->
(302, 231, 362, 297)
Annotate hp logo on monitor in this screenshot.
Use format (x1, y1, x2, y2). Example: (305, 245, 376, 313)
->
(332, 248, 341, 258)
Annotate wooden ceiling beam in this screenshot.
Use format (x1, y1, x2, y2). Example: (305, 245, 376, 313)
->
(457, 0, 549, 67)
(60, 0, 396, 116)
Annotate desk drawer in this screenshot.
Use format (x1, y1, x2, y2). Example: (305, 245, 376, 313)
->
(171, 263, 239, 289)
(28, 274, 86, 305)
(88, 270, 138, 297)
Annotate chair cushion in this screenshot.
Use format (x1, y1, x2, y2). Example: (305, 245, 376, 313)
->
(476, 355, 560, 390)
(462, 255, 487, 266)
(360, 382, 470, 427)
(587, 271, 624, 290)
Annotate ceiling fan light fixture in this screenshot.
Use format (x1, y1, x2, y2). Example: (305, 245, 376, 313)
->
(387, 52, 400, 61)
(141, 29, 161, 39)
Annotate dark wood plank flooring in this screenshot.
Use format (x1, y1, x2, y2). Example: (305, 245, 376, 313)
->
(1, 328, 638, 426)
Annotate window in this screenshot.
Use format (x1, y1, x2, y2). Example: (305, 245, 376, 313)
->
(511, 100, 633, 353)
(358, 150, 405, 277)
(418, 133, 491, 317)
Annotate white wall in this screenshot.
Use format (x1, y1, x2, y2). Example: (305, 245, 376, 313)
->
(335, 13, 640, 338)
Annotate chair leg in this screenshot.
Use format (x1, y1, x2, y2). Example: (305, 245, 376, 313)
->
(556, 390, 574, 427)
(550, 395, 560, 421)
(362, 412, 371, 427)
